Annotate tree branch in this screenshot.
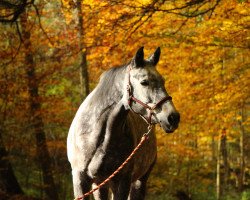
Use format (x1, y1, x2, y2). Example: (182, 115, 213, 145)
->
(0, 0, 34, 23)
(32, 3, 54, 46)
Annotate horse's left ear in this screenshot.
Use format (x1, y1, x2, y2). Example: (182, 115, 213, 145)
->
(148, 47, 161, 66)
(132, 47, 144, 68)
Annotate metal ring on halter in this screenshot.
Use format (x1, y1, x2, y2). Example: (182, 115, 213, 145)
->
(143, 124, 153, 137)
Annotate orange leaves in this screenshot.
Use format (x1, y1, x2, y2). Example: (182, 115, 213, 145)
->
(0, 0, 249, 197)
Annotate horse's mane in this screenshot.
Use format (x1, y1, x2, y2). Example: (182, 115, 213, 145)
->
(90, 64, 127, 116)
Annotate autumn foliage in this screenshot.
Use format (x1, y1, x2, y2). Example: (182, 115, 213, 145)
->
(0, 0, 249, 199)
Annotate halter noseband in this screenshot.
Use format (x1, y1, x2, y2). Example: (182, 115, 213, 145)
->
(126, 66, 172, 125)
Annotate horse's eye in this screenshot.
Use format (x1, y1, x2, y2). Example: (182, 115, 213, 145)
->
(140, 80, 149, 86)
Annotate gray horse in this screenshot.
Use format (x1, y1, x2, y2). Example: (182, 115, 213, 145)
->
(67, 47, 180, 200)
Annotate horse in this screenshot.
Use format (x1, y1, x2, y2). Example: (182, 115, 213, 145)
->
(67, 47, 180, 200)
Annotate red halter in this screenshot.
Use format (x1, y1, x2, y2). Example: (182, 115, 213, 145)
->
(126, 66, 172, 125)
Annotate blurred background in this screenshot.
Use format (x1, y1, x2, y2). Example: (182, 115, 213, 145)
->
(0, 0, 249, 199)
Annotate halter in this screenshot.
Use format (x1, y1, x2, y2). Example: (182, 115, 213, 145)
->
(126, 66, 172, 125)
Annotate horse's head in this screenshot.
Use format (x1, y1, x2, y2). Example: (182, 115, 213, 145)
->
(123, 47, 180, 133)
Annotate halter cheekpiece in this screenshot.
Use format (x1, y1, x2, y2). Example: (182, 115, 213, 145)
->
(126, 66, 172, 125)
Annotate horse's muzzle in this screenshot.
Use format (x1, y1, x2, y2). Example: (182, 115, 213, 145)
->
(160, 111, 180, 133)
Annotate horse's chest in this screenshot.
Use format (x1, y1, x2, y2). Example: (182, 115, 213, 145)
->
(87, 132, 157, 182)
(131, 133, 157, 180)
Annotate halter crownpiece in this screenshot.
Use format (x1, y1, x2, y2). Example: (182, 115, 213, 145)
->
(126, 66, 172, 125)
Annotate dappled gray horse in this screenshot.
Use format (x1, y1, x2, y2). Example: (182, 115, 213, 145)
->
(67, 47, 180, 200)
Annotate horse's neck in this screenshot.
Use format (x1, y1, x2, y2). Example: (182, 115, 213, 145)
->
(89, 68, 126, 121)
(90, 69, 129, 144)
(96, 100, 129, 153)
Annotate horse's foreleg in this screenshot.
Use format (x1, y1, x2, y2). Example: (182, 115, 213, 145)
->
(72, 170, 91, 200)
(92, 183, 109, 200)
(128, 179, 147, 200)
(111, 176, 131, 200)
(128, 159, 156, 200)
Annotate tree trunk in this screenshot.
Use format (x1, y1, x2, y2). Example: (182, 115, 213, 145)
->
(0, 127, 23, 195)
(20, 10, 58, 200)
(211, 135, 216, 162)
(216, 132, 221, 200)
(221, 128, 229, 192)
(76, 0, 89, 100)
(216, 128, 229, 200)
(0, 80, 23, 195)
(238, 105, 246, 191)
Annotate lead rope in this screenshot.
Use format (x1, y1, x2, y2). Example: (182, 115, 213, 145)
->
(74, 125, 153, 200)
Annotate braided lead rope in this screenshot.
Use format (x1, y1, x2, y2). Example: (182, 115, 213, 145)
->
(74, 125, 152, 200)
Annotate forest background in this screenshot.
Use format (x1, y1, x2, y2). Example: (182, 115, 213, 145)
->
(0, 0, 249, 200)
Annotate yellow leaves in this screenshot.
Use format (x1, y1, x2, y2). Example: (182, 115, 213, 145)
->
(148, 176, 168, 193)
(234, 1, 250, 15)
(61, 0, 74, 24)
(236, 115, 242, 121)
(214, 93, 225, 102)
(1, 0, 249, 197)
(243, 117, 250, 126)
(219, 20, 233, 31)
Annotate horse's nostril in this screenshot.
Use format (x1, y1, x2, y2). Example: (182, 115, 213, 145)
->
(168, 112, 180, 127)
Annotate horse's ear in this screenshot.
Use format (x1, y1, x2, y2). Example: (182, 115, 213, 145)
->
(132, 47, 144, 67)
(148, 47, 161, 66)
